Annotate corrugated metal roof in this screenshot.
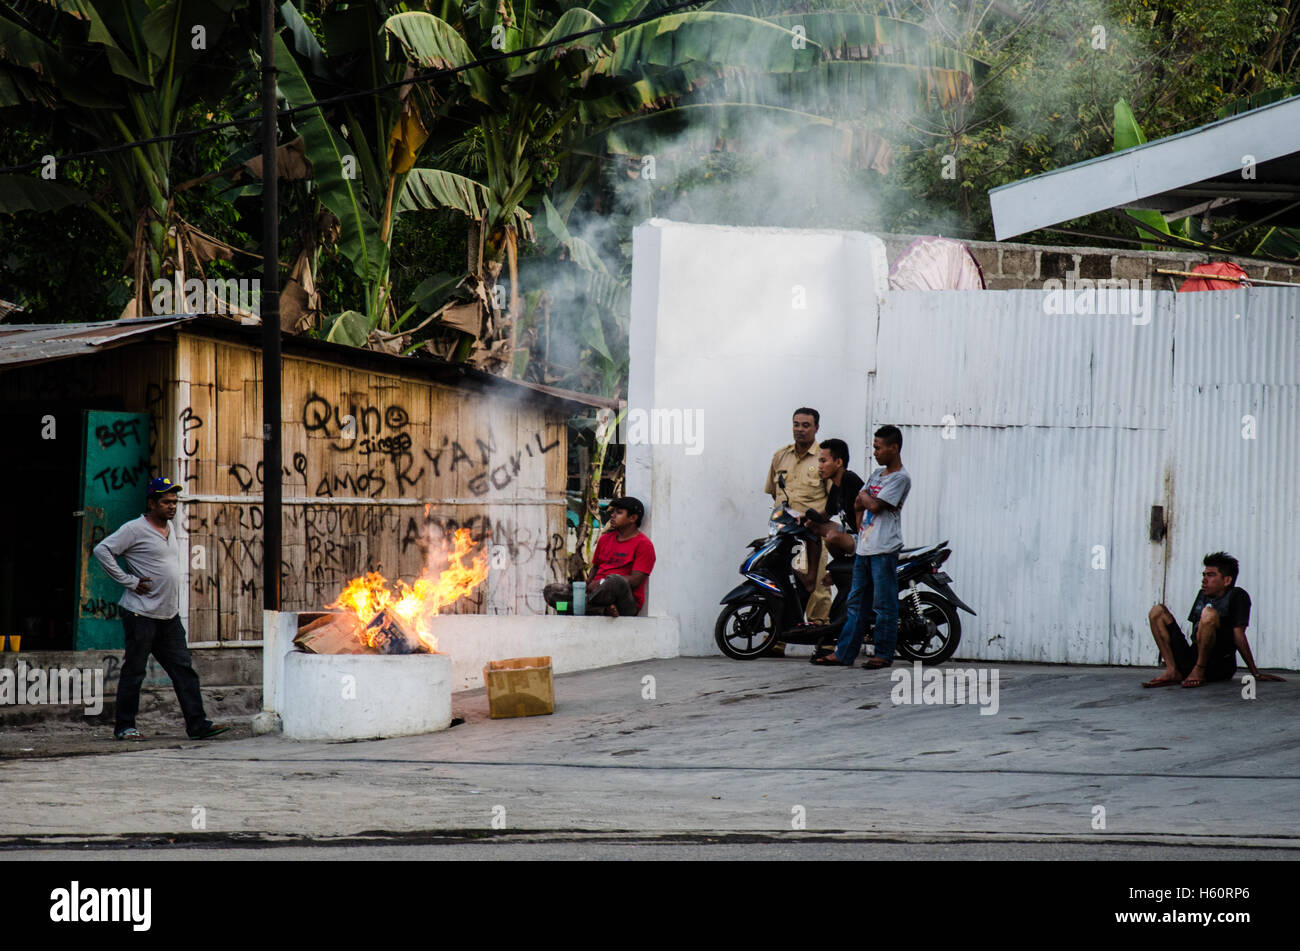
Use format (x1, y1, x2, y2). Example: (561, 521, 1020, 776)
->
(0, 316, 193, 368)
(988, 94, 1300, 240)
(0, 315, 618, 410)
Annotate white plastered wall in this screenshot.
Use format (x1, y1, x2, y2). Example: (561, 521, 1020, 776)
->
(628, 220, 889, 655)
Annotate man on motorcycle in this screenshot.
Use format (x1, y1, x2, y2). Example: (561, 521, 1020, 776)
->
(801, 438, 863, 557)
(811, 425, 911, 669)
(765, 408, 830, 653)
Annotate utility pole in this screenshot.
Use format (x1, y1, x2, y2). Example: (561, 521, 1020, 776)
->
(260, 0, 282, 611)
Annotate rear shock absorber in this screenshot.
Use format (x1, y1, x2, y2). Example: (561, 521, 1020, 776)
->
(906, 582, 925, 628)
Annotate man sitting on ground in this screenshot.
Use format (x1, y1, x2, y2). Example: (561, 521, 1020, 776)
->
(544, 497, 656, 617)
(1143, 551, 1284, 688)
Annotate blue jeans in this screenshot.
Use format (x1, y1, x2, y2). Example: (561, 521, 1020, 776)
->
(833, 551, 900, 663)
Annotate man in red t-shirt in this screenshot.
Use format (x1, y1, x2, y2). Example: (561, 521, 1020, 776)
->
(544, 497, 656, 617)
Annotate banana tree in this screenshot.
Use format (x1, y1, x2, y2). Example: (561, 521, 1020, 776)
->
(571, 2, 986, 191)
(0, 0, 255, 316)
(382, 0, 824, 370)
(272, 0, 531, 355)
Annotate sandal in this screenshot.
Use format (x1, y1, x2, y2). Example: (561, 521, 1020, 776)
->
(810, 654, 850, 666)
(861, 656, 893, 669)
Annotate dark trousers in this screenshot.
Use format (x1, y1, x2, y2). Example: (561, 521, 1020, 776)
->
(116, 610, 209, 736)
(543, 575, 640, 616)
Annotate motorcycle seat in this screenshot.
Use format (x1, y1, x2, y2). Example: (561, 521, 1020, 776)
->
(898, 540, 947, 559)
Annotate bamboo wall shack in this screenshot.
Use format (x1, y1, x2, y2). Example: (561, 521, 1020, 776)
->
(0, 316, 611, 651)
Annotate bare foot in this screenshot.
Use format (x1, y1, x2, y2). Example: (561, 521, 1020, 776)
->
(1142, 672, 1183, 688)
(1181, 665, 1207, 688)
(604, 604, 620, 618)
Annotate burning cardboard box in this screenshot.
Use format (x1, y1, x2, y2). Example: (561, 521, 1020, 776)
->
(293, 611, 431, 655)
(294, 525, 489, 657)
(294, 612, 365, 654)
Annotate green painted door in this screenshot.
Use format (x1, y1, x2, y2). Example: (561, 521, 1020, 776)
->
(75, 411, 152, 650)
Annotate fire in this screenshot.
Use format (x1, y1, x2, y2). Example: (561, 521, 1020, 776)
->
(327, 528, 489, 651)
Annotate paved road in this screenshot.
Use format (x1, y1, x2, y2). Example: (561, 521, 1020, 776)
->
(2, 658, 1297, 850)
(8, 840, 1298, 861)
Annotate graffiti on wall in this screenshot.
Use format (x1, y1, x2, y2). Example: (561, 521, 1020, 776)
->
(299, 392, 560, 498)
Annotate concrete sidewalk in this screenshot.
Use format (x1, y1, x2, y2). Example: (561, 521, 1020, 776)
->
(2, 658, 1297, 848)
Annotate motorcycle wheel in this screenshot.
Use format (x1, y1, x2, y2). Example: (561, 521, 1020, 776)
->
(894, 591, 962, 665)
(715, 600, 779, 659)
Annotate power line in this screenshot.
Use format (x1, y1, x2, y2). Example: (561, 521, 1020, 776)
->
(0, 0, 711, 176)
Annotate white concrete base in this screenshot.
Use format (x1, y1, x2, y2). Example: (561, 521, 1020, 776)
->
(280, 651, 452, 740)
(433, 614, 680, 693)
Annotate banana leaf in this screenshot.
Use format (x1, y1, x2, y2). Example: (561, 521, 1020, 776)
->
(140, 0, 244, 78)
(384, 12, 495, 106)
(0, 9, 121, 107)
(274, 33, 386, 284)
(1253, 227, 1300, 262)
(525, 7, 611, 64)
(323, 310, 371, 347)
(44, 0, 150, 84)
(604, 13, 822, 76)
(0, 174, 93, 214)
(279, 0, 330, 80)
(397, 168, 532, 237)
(1114, 99, 1186, 250)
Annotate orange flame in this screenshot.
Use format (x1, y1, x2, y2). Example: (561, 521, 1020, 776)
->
(327, 529, 489, 651)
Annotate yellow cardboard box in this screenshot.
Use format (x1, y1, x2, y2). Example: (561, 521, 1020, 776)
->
(483, 656, 555, 719)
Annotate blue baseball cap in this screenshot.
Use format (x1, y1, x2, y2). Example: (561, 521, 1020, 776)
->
(147, 476, 182, 498)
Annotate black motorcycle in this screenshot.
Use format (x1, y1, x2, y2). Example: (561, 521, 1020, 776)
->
(714, 507, 975, 664)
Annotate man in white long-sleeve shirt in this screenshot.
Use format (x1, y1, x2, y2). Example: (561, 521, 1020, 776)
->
(93, 476, 227, 741)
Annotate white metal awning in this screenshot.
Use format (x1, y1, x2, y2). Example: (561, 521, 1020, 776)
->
(989, 95, 1300, 241)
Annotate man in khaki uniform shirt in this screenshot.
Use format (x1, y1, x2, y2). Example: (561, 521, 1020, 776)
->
(765, 408, 831, 639)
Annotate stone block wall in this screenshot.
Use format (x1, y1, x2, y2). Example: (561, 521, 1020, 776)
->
(875, 233, 1300, 289)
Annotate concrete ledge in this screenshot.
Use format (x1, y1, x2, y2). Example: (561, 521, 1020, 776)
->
(433, 615, 680, 693)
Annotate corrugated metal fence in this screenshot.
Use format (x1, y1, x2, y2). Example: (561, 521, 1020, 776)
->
(874, 287, 1298, 670)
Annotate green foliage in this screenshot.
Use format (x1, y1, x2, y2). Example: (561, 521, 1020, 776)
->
(6, 0, 1299, 346)
(0, 0, 261, 317)
(884, 0, 1300, 249)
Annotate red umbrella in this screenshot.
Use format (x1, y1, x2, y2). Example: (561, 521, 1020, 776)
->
(1177, 261, 1251, 292)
